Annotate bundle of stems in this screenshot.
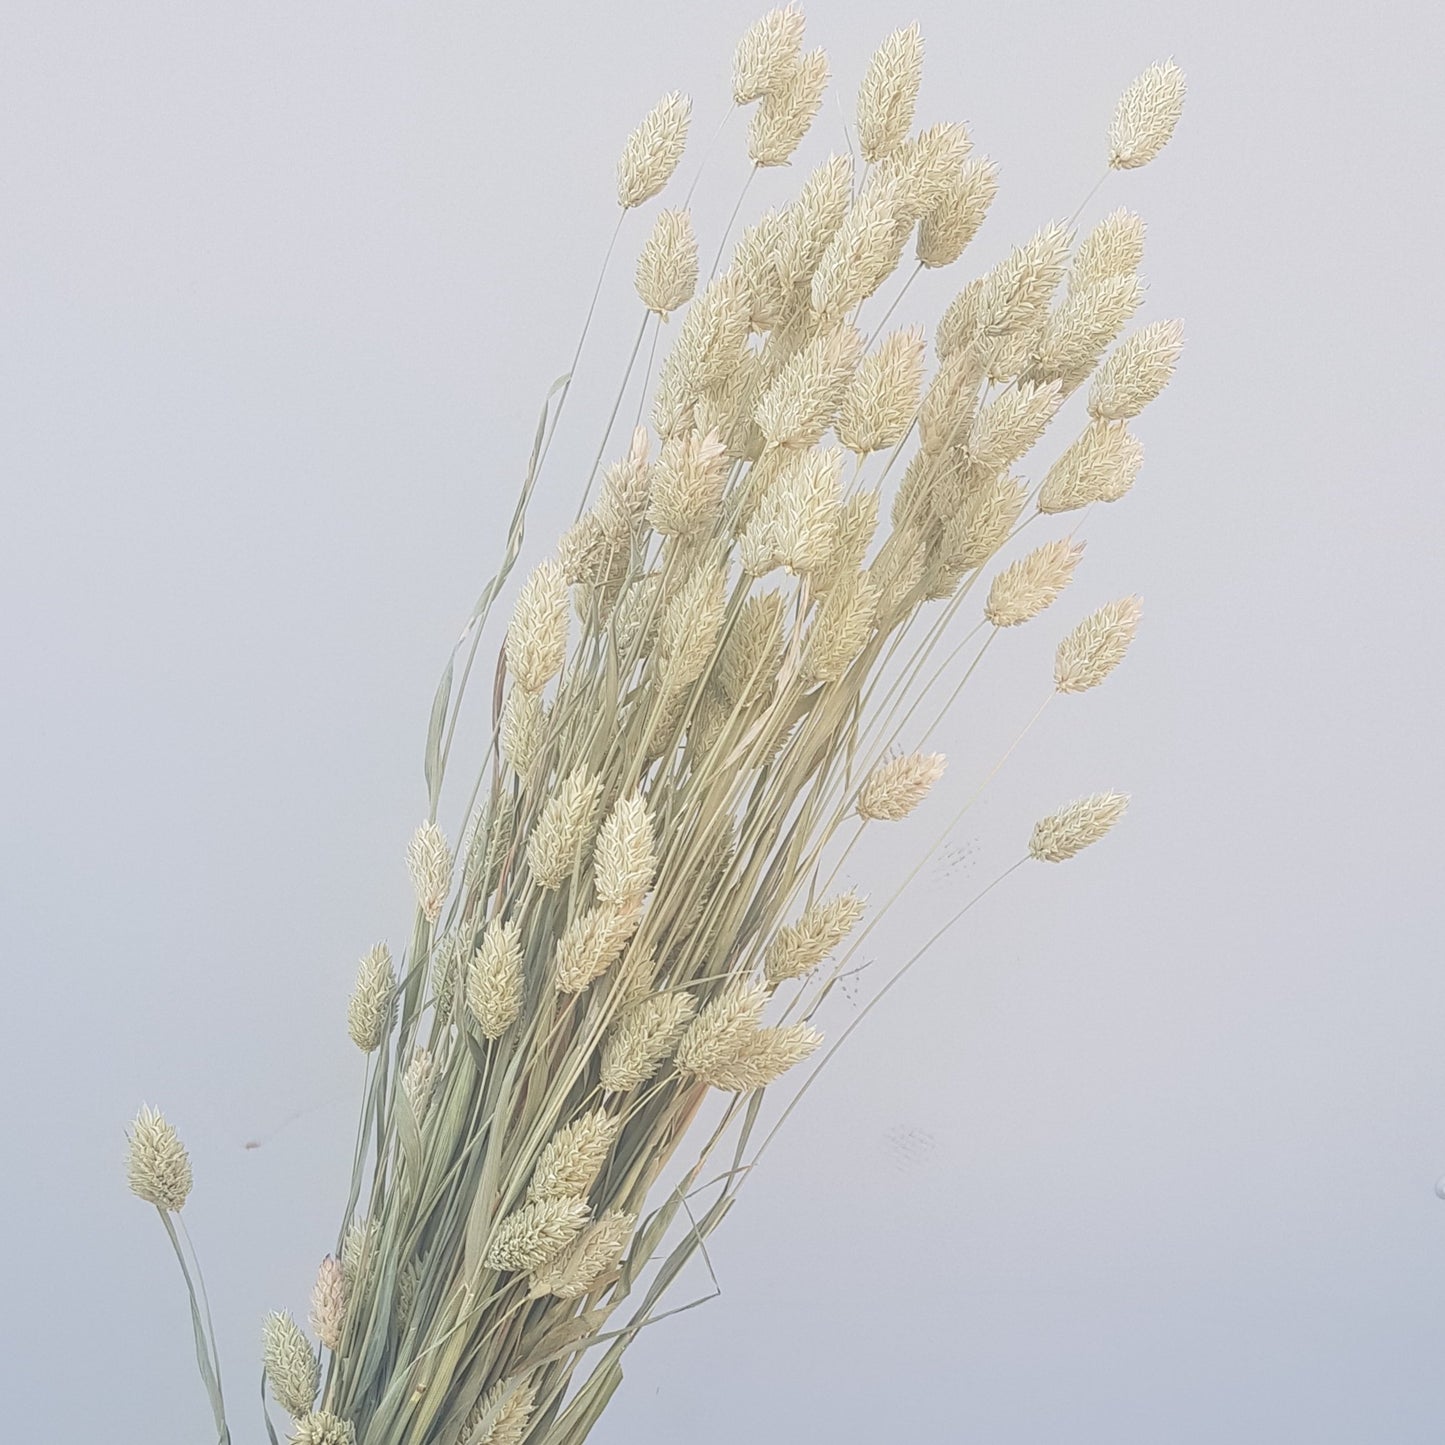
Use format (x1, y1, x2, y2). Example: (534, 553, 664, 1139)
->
(125, 11, 1185, 1444)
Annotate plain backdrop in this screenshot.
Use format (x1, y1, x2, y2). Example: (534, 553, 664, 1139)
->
(2, 1, 1443, 1441)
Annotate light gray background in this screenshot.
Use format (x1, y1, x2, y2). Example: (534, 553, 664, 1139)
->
(3, 1, 1443, 1440)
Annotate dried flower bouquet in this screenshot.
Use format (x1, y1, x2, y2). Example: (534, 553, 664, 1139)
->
(126, 11, 1184, 1444)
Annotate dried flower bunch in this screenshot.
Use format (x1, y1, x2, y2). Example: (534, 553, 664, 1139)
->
(126, 13, 1184, 1444)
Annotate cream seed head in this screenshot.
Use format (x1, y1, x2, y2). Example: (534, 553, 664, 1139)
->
(617, 91, 692, 209)
(528, 1209, 636, 1300)
(755, 325, 864, 449)
(656, 562, 728, 695)
(405, 821, 452, 925)
(810, 191, 904, 324)
(346, 943, 396, 1053)
(1109, 60, 1186, 170)
(310, 1255, 346, 1352)
(1088, 319, 1185, 420)
(601, 991, 699, 1092)
(837, 326, 926, 456)
(461, 1379, 539, 1445)
(646, 427, 729, 537)
(748, 47, 830, 167)
(733, 6, 807, 104)
(262, 1311, 319, 1419)
(526, 766, 603, 889)
(506, 559, 569, 693)
(554, 901, 642, 993)
(1037, 419, 1144, 514)
(1029, 791, 1130, 861)
(635, 208, 699, 317)
(765, 891, 866, 983)
(699, 1021, 823, 1092)
(776, 153, 855, 289)
(1034, 273, 1146, 388)
(822, 488, 881, 582)
(676, 980, 772, 1082)
(401, 1049, 437, 1125)
(968, 380, 1063, 471)
(918, 347, 984, 456)
(653, 271, 751, 437)
(341, 1218, 379, 1293)
(484, 1196, 591, 1274)
(740, 446, 845, 577)
(126, 1106, 192, 1212)
(984, 539, 1085, 627)
(802, 568, 879, 682)
(528, 1109, 622, 1202)
(917, 156, 1000, 268)
(467, 918, 525, 1039)
(872, 122, 973, 228)
(857, 24, 925, 163)
(1070, 209, 1146, 292)
(597, 427, 653, 535)
(594, 795, 657, 909)
(290, 1412, 357, 1445)
(1054, 596, 1143, 692)
(935, 471, 1027, 579)
(717, 590, 787, 705)
(856, 751, 946, 821)
(500, 687, 545, 783)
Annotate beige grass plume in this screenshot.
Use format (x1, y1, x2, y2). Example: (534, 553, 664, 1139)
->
(810, 191, 904, 324)
(346, 943, 396, 1053)
(1108, 60, 1186, 170)
(698, 1022, 823, 1091)
(529, 1208, 636, 1300)
(126, 1106, 192, 1212)
(601, 991, 698, 1091)
(857, 751, 946, 820)
(1071, 208, 1146, 291)
(766, 891, 866, 983)
(529, 1110, 623, 1202)
(1029, 791, 1130, 860)
(594, 795, 658, 909)
(405, 821, 452, 924)
(968, 380, 1062, 470)
(617, 92, 692, 208)
(755, 325, 864, 448)
(485, 1196, 592, 1273)
(500, 686, 545, 782)
(656, 563, 728, 695)
(838, 326, 925, 456)
(917, 157, 999, 268)
(310, 1255, 346, 1352)
(749, 48, 830, 166)
(1088, 319, 1185, 420)
(1055, 596, 1143, 692)
(402, 1049, 436, 1124)
(740, 446, 844, 578)
(262, 1311, 319, 1419)
(462, 1379, 540, 1445)
(803, 568, 880, 682)
(733, 6, 806, 104)
(635, 208, 699, 317)
(505, 558, 569, 693)
(675, 980, 771, 1082)
(525, 765, 603, 888)
(554, 901, 642, 993)
(857, 23, 924, 163)
(290, 1412, 357, 1445)
(985, 539, 1085, 627)
(467, 918, 525, 1039)
(647, 427, 729, 536)
(1038, 419, 1144, 513)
